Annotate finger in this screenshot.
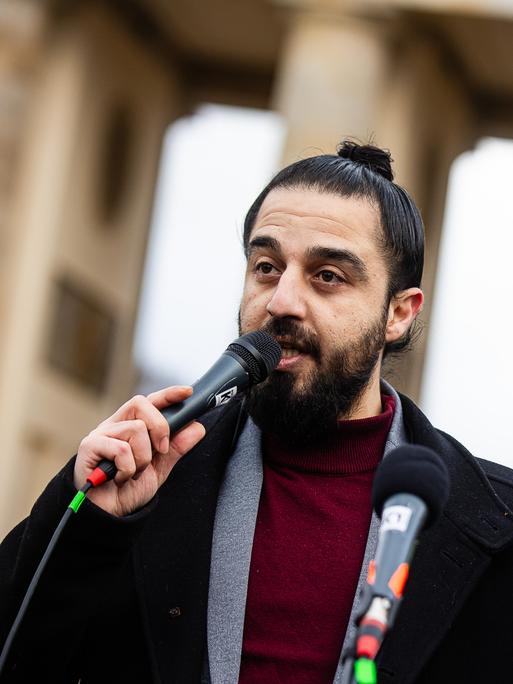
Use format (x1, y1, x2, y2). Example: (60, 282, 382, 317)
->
(169, 421, 206, 458)
(98, 420, 152, 476)
(101, 395, 170, 455)
(110, 438, 138, 486)
(152, 421, 206, 487)
(147, 385, 193, 411)
(81, 434, 137, 485)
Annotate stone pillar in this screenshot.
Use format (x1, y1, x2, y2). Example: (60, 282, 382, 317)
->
(273, 9, 392, 161)
(374, 28, 476, 398)
(271, 4, 476, 400)
(0, 3, 182, 536)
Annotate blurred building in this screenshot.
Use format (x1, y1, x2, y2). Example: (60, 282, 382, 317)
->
(1, 0, 513, 534)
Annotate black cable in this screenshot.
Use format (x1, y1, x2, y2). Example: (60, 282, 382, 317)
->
(0, 482, 92, 677)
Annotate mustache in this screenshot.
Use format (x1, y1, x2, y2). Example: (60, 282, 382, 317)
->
(260, 318, 321, 361)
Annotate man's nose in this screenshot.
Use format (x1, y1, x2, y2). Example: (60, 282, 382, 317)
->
(266, 268, 307, 319)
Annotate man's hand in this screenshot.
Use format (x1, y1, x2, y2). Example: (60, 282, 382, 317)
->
(74, 386, 206, 517)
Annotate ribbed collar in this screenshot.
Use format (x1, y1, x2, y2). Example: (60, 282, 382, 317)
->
(263, 394, 396, 475)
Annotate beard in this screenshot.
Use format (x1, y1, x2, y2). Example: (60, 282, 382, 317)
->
(242, 309, 388, 448)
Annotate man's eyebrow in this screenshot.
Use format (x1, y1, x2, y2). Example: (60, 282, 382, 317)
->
(306, 245, 369, 280)
(246, 238, 369, 281)
(246, 235, 282, 257)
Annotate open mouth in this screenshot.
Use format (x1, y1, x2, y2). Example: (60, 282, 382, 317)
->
(280, 345, 304, 358)
(281, 348, 302, 359)
(275, 336, 312, 361)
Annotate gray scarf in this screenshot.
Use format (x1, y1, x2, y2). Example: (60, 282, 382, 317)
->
(205, 380, 408, 684)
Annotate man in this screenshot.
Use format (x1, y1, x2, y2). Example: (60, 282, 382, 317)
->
(1, 141, 513, 683)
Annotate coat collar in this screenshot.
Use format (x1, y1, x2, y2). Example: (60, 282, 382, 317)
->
(399, 393, 513, 552)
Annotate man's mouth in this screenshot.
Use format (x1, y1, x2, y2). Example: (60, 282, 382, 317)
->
(275, 337, 313, 368)
(281, 347, 302, 359)
(276, 337, 307, 353)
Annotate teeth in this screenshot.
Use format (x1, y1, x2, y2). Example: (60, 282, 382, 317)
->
(281, 348, 301, 358)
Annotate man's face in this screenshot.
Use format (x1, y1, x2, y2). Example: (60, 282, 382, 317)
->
(239, 186, 393, 443)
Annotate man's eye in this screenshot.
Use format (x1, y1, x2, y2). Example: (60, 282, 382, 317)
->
(317, 270, 343, 284)
(255, 262, 275, 275)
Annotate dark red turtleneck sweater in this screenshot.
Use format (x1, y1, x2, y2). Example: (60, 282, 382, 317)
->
(238, 394, 395, 684)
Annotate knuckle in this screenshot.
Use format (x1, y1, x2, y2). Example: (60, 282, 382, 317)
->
(79, 433, 95, 451)
(116, 455, 135, 476)
(119, 441, 131, 456)
(133, 418, 147, 433)
(78, 435, 89, 450)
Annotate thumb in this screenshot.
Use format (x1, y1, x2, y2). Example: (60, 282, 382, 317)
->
(154, 421, 206, 485)
(170, 421, 206, 456)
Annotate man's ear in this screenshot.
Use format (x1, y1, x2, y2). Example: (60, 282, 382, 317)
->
(385, 288, 424, 343)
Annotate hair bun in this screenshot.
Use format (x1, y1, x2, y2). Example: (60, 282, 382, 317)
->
(337, 140, 394, 181)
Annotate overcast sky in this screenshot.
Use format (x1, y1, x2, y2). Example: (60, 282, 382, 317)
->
(134, 108, 513, 468)
(133, 104, 286, 387)
(421, 137, 513, 468)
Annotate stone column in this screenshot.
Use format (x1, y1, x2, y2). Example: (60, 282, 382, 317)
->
(0, 3, 181, 535)
(271, 3, 476, 400)
(272, 8, 393, 161)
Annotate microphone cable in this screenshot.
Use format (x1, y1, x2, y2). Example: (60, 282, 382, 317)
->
(0, 460, 116, 677)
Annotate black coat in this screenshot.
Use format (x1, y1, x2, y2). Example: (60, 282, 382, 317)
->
(1, 394, 513, 683)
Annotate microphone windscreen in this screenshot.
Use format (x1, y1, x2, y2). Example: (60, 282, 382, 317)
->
(226, 331, 282, 383)
(372, 445, 449, 527)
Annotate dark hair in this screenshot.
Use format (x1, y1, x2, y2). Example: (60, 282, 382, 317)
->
(243, 139, 424, 357)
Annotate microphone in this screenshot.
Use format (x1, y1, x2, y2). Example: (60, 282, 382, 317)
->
(351, 445, 450, 677)
(88, 331, 282, 486)
(161, 329, 281, 429)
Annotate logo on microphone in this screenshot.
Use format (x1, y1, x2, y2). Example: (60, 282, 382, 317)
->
(381, 505, 413, 534)
(214, 386, 238, 407)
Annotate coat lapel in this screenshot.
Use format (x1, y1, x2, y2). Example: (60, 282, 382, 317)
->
(376, 512, 491, 683)
(207, 418, 263, 684)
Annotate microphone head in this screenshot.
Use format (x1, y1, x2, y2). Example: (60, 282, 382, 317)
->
(227, 331, 282, 384)
(372, 445, 450, 528)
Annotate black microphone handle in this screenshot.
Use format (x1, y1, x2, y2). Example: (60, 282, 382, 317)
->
(161, 352, 250, 432)
(371, 493, 428, 601)
(349, 492, 429, 669)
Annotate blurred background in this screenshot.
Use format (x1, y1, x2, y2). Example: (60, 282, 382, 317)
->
(1, 0, 513, 536)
